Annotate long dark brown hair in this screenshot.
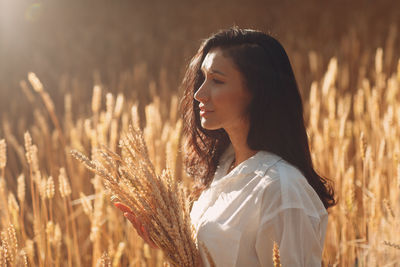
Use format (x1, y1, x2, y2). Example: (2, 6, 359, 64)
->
(179, 26, 336, 210)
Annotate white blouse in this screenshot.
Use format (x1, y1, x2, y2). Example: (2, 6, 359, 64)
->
(190, 143, 328, 267)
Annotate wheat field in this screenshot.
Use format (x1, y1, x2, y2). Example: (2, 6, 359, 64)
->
(1, 2, 400, 266)
(1, 45, 399, 266)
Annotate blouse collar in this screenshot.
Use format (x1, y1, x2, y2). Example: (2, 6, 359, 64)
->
(211, 143, 283, 187)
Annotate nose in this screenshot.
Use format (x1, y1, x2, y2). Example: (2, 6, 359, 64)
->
(194, 81, 209, 103)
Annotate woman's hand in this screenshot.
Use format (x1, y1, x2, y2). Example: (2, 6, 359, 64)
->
(114, 202, 159, 249)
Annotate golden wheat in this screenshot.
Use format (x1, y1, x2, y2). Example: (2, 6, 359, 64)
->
(0, 34, 399, 265)
(71, 124, 204, 267)
(272, 241, 282, 267)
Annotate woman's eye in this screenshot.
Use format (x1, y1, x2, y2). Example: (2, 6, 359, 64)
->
(213, 79, 224, 84)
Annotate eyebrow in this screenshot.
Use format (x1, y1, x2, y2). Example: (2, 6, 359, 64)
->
(200, 67, 226, 76)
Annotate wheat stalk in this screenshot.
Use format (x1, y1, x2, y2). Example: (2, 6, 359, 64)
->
(71, 124, 208, 267)
(273, 241, 282, 267)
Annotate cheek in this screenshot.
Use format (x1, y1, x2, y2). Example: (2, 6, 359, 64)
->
(212, 87, 249, 113)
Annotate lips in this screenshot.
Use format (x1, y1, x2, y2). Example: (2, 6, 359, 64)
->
(199, 105, 214, 112)
(199, 109, 213, 117)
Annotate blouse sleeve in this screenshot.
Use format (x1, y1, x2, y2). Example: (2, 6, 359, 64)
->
(255, 207, 324, 266)
(254, 167, 326, 267)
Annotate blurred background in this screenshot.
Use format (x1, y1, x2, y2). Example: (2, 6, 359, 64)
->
(1, 0, 400, 266)
(1, 0, 399, 128)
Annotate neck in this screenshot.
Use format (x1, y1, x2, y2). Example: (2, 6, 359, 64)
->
(224, 121, 259, 168)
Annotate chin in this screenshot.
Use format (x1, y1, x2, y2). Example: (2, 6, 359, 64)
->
(200, 120, 221, 130)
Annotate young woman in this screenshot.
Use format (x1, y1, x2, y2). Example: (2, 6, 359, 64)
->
(115, 26, 336, 266)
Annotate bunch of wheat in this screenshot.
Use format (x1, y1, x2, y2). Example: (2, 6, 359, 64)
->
(71, 124, 211, 267)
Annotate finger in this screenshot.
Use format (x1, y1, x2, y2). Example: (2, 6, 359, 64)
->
(133, 217, 158, 249)
(119, 207, 157, 249)
(134, 217, 146, 238)
(142, 225, 158, 249)
(136, 219, 157, 249)
(124, 213, 148, 242)
(126, 218, 147, 245)
(124, 212, 138, 228)
(114, 202, 133, 213)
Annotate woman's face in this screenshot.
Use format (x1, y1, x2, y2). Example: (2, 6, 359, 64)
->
(194, 47, 252, 131)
